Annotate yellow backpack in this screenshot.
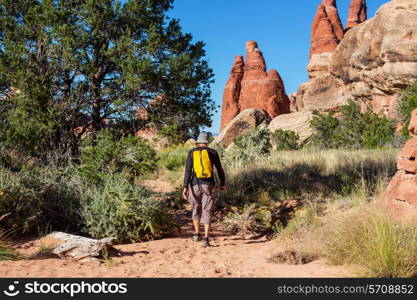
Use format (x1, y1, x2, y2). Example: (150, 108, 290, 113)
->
(192, 149, 212, 179)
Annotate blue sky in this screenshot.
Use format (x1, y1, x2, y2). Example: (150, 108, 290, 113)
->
(167, 0, 390, 133)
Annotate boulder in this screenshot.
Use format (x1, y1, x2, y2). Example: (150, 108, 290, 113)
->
(220, 41, 290, 130)
(268, 112, 314, 143)
(380, 109, 417, 217)
(298, 0, 417, 116)
(215, 109, 271, 146)
(41, 232, 116, 262)
(346, 0, 367, 31)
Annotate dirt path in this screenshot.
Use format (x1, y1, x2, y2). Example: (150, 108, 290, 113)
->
(0, 180, 347, 278)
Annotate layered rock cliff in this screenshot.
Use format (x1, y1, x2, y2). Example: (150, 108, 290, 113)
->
(297, 0, 416, 117)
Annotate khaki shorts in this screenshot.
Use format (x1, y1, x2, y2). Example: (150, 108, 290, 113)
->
(188, 184, 215, 225)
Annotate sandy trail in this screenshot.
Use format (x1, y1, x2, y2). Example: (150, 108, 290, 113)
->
(0, 180, 347, 278)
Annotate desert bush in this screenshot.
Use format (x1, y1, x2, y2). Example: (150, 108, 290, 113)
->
(397, 81, 417, 138)
(79, 129, 157, 184)
(309, 100, 395, 149)
(78, 174, 174, 242)
(225, 127, 272, 164)
(271, 129, 300, 151)
(221, 204, 277, 237)
(323, 208, 417, 278)
(158, 144, 190, 171)
(0, 165, 82, 234)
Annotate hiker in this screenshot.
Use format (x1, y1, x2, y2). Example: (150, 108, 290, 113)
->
(182, 132, 226, 247)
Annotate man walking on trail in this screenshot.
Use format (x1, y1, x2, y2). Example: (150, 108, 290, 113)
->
(183, 132, 226, 247)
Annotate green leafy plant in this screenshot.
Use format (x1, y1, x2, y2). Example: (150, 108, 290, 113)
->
(309, 100, 395, 149)
(0, 0, 215, 160)
(271, 129, 300, 151)
(158, 145, 190, 171)
(79, 129, 157, 184)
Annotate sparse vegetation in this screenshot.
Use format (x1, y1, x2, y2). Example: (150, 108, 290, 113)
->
(309, 100, 396, 149)
(218, 147, 397, 208)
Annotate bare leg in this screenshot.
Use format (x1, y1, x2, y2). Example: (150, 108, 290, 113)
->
(193, 219, 201, 234)
(204, 223, 211, 238)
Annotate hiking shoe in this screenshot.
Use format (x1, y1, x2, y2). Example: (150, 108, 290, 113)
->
(192, 233, 201, 242)
(202, 237, 210, 248)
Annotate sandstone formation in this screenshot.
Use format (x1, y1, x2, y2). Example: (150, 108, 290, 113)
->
(308, 0, 344, 79)
(297, 0, 417, 116)
(220, 56, 244, 130)
(346, 0, 367, 31)
(268, 112, 314, 143)
(42, 232, 116, 262)
(220, 41, 290, 131)
(380, 109, 417, 217)
(310, 0, 344, 57)
(215, 109, 271, 146)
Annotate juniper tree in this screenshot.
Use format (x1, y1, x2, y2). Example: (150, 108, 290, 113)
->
(0, 0, 214, 159)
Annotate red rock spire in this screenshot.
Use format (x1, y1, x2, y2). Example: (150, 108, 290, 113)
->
(220, 56, 244, 130)
(346, 0, 367, 30)
(310, 0, 344, 57)
(220, 41, 290, 130)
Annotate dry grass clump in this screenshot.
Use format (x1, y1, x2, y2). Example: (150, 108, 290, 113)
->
(267, 249, 318, 265)
(273, 202, 417, 278)
(0, 216, 19, 261)
(322, 207, 417, 278)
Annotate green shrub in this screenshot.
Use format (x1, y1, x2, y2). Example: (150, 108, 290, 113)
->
(78, 174, 175, 242)
(309, 110, 339, 149)
(159, 145, 190, 171)
(0, 166, 81, 234)
(323, 209, 417, 277)
(271, 129, 300, 151)
(309, 100, 395, 149)
(226, 127, 272, 163)
(158, 124, 188, 146)
(397, 81, 417, 138)
(79, 129, 157, 184)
